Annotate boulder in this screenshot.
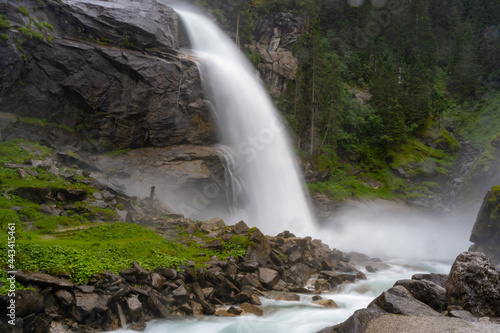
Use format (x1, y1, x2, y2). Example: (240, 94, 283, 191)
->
(245, 228, 271, 266)
(70, 291, 108, 322)
(154, 268, 177, 280)
(275, 292, 300, 301)
(199, 217, 226, 233)
(15, 270, 73, 288)
(0, 289, 45, 318)
(314, 278, 330, 292)
(258, 268, 280, 288)
(126, 295, 144, 322)
(411, 273, 448, 288)
(313, 299, 339, 309)
(55, 289, 74, 307)
(445, 251, 500, 317)
(394, 279, 446, 311)
(368, 285, 441, 317)
(151, 273, 167, 290)
(233, 220, 250, 235)
(286, 263, 312, 287)
(172, 285, 190, 304)
(240, 302, 263, 316)
(240, 260, 260, 272)
(337, 308, 387, 333)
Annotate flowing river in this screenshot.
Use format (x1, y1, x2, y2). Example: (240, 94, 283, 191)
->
(110, 259, 450, 333)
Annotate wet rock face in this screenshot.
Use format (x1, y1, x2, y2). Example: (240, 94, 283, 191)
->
(0, 0, 215, 150)
(91, 145, 227, 220)
(445, 251, 500, 317)
(468, 186, 500, 265)
(246, 11, 304, 97)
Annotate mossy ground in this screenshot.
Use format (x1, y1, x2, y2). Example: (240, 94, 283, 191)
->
(309, 120, 459, 203)
(0, 140, 250, 291)
(489, 185, 500, 221)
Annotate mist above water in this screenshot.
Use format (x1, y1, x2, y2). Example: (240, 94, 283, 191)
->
(176, 9, 316, 236)
(314, 204, 476, 261)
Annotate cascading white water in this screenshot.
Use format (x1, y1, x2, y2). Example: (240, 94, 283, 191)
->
(176, 9, 316, 236)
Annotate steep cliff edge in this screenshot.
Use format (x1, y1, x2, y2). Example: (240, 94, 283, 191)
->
(0, 0, 215, 150)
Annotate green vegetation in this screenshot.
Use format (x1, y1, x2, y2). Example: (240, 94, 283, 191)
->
(0, 140, 251, 288)
(18, 26, 32, 38)
(215, 0, 498, 203)
(489, 186, 500, 221)
(19, 117, 75, 133)
(32, 30, 43, 41)
(0, 270, 33, 295)
(42, 21, 53, 32)
(0, 33, 8, 41)
(0, 14, 10, 30)
(18, 6, 30, 17)
(104, 148, 132, 157)
(444, 92, 500, 149)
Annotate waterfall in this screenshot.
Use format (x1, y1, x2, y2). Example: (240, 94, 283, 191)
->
(176, 9, 316, 236)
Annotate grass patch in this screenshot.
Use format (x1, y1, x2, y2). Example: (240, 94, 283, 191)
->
(103, 148, 131, 157)
(0, 223, 231, 285)
(19, 117, 75, 133)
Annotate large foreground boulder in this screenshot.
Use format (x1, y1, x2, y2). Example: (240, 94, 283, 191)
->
(394, 279, 446, 311)
(445, 251, 500, 317)
(368, 285, 441, 317)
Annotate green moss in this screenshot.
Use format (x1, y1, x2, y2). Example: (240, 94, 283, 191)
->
(18, 6, 30, 17)
(0, 139, 52, 165)
(46, 34, 53, 44)
(64, 150, 79, 159)
(489, 186, 500, 221)
(34, 20, 44, 31)
(32, 31, 43, 41)
(389, 138, 454, 177)
(19, 117, 75, 133)
(42, 21, 53, 32)
(18, 26, 32, 38)
(468, 132, 500, 178)
(0, 15, 10, 30)
(0, 33, 8, 41)
(103, 148, 131, 157)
